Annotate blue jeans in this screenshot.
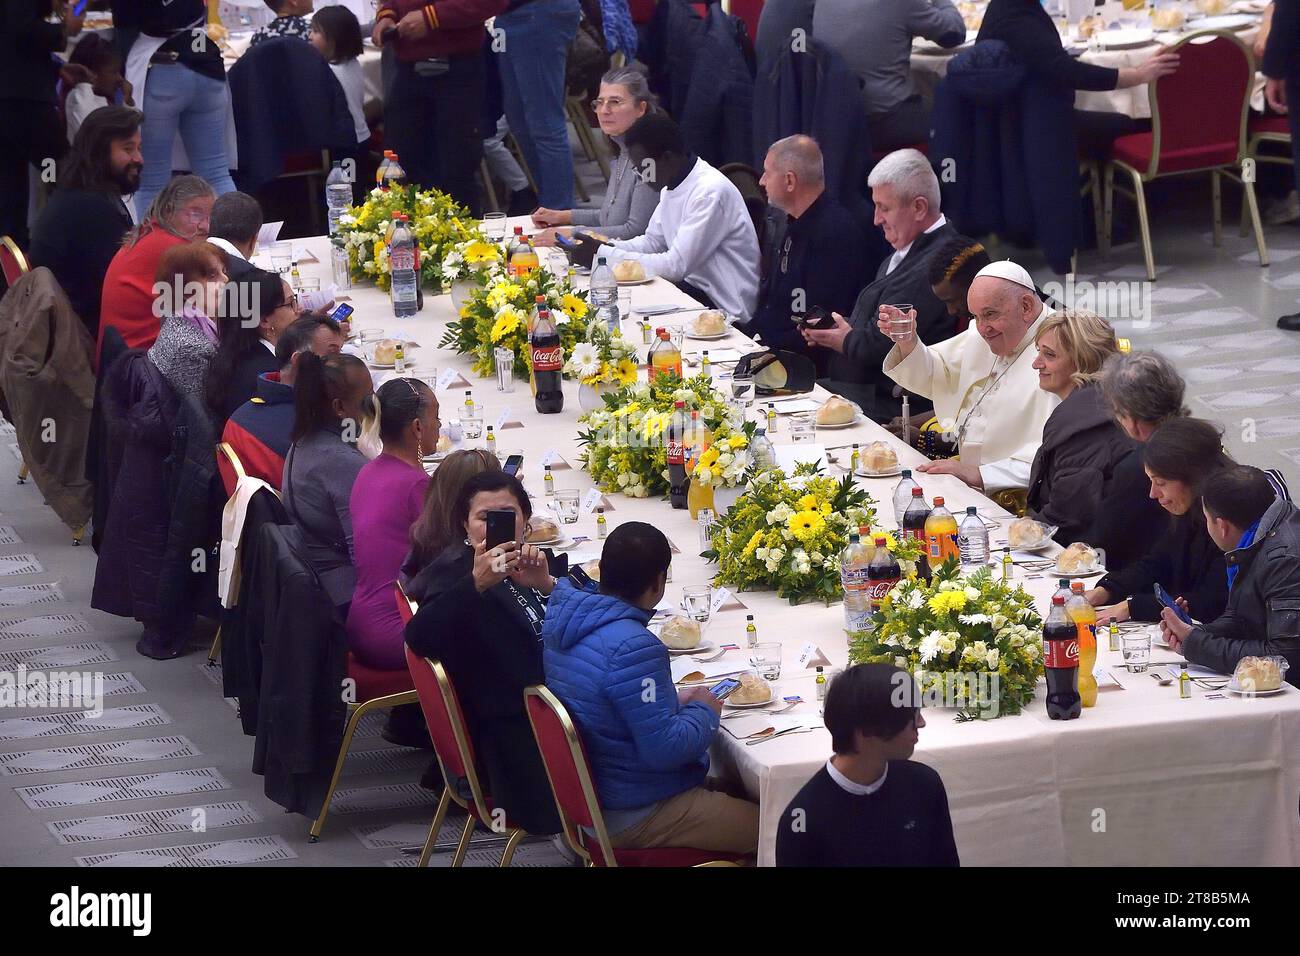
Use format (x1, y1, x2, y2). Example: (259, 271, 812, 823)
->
(495, 0, 581, 209)
(135, 64, 237, 218)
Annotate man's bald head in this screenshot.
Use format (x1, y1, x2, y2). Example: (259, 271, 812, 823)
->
(761, 134, 825, 216)
(967, 275, 1043, 357)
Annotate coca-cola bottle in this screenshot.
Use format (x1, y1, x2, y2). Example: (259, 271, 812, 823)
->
(1043, 594, 1082, 720)
(902, 487, 931, 580)
(530, 309, 564, 414)
(666, 400, 689, 509)
(868, 536, 901, 615)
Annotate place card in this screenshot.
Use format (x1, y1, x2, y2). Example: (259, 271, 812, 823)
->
(709, 587, 732, 616)
(257, 221, 283, 246)
(291, 244, 319, 263)
(771, 398, 821, 414)
(299, 284, 337, 312)
(581, 488, 603, 515)
(797, 642, 832, 669)
(499, 420, 525, 429)
(495, 407, 512, 431)
(540, 448, 571, 470)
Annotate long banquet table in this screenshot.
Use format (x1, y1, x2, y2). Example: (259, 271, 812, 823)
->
(277, 225, 1300, 867)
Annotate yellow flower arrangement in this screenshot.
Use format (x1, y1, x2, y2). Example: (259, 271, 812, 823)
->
(333, 185, 479, 291)
(788, 509, 827, 542)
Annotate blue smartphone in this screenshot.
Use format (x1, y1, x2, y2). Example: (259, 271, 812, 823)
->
(709, 677, 741, 701)
(73, 0, 90, 16)
(1154, 584, 1193, 625)
(554, 233, 577, 249)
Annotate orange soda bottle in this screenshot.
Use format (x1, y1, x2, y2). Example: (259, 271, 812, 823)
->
(924, 496, 961, 564)
(1067, 581, 1098, 707)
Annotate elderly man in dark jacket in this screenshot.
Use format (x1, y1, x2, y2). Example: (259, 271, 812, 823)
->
(1163, 466, 1300, 686)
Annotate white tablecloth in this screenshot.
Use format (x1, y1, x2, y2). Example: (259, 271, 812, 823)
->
(279, 222, 1300, 867)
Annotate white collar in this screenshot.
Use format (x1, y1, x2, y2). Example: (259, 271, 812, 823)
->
(260, 338, 276, 354)
(207, 236, 247, 261)
(664, 157, 705, 197)
(827, 759, 889, 796)
(892, 214, 948, 263)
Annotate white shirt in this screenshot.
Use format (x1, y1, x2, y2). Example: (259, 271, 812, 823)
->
(207, 237, 248, 262)
(827, 759, 889, 796)
(885, 214, 948, 276)
(330, 59, 370, 145)
(65, 84, 110, 145)
(598, 157, 761, 321)
(260, 338, 276, 355)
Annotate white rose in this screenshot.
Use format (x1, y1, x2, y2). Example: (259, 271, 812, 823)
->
(965, 586, 981, 602)
(986, 649, 1000, 669)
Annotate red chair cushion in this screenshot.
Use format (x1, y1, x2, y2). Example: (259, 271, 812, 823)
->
(1110, 132, 1238, 174)
(348, 652, 414, 701)
(1250, 114, 1290, 137)
(586, 840, 748, 867)
(629, 0, 656, 23)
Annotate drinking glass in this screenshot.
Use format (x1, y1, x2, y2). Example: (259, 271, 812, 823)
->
(495, 347, 516, 392)
(749, 643, 783, 681)
(617, 287, 633, 322)
(1122, 633, 1150, 673)
(459, 405, 484, 444)
(554, 490, 580, 524)
(270, 241, 292, 276)
(483, 212, 508, 242)
(683, 585, 713, 623)
(698, 508, 716, 550)
(882, 303, 916, 342)
(731, 372, 755, 405)
(790, 414, 816, 445)
(359, 328, 384, 346)
(667, 324, 685, 353)
(299, 276, 320, 294)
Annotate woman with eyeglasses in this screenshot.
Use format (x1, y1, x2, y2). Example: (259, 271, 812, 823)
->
(205, 268, 303, 424)
(97, 174, 217, 365)
(531, 66, 660, 246)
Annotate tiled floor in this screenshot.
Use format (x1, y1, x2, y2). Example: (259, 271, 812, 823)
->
(0, 158, 1296, 868)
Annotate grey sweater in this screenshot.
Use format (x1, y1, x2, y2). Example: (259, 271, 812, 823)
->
(813, 0, 966, 117)
(282, 427, 367, 606)
(570, 136, 659, 241)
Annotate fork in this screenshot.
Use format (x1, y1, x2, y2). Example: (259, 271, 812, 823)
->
(745, 726, 814, 746)
(722, 699, 801, 720)
(691, 648, 729, 663)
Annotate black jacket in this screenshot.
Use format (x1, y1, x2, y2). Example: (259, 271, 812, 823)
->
(1026, 384, 1136, 547)
(0, 0, 64, 103)
(1097, 509, 1229, 624)
(977, 0, 1119, 92)
(251, 522, 349, 818)
(404, 541, 560, 834)
(1263, 0, 1300, 79)
(750, 193, 872, 363)
(1085, 444, 1168, 577)
(820, 220, 958, 419)
(678, 3, 756, 168)
(29, 190, 134, 339)
(1183, 497, 1300, 685)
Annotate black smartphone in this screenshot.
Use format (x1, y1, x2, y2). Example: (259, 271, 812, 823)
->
(503, 454, 524, 477)
(1154, 584, 1193, 625)
(485, 510, 516, 550)
(709, 677, 742, 701)
(797, 306, 835, 330)
(329, 302, 354, 325)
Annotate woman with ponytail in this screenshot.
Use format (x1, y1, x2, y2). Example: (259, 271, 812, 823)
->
(347, 378, 439, 673)
(281, 351, 374, 607)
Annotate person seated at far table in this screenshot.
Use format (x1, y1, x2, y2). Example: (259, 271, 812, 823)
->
(744, 135, 870, 366)
(776, 663, 959, 867)
(1160, 465, 1300, 686)
(250, 0, 315, 46)
(542, 522, 759, 857)
(218, 313, 344, 496)
(1025, 311, 1135, 548)
(1085, 417, 1231, 625)
(880, 259, 1059, 493)
(571, 112, 761, 322)
(206, 268, 302, 424)
(206, 190, 263, 282)
(801, 150, 959, 420)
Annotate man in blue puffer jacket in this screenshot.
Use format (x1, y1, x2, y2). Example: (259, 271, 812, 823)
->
(542, 522, 759, 854)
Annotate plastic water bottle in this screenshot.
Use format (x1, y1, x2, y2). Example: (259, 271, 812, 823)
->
(589, 256, 619, 332)
(381, 151, 406, 191)
(749, 427, 776, 472)
(325, 161, 352, 236)
(892, 469, 921, 526)
(958, 506, 990, 570)
(389, 218, 418, 318)
(840, 532, 872, 633)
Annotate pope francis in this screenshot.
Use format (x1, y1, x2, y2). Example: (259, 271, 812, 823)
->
(880, 260, 1060, 493)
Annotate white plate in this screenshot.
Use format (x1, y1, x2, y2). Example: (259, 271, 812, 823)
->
(1097, 27, 1155, 48)
(1054, 562, 1106, 578)
(1225, 678, 1285, 696)
(685, 329, 731, 341)
(524, 533, 565, 547)
(616, 277, 655, 286)
(1195, 14, 1255, 30)
(857, 464, 903, 478)
(664, 640, 717, 657)
(723, 684, 781, 708)
(816, 413, 864, 430)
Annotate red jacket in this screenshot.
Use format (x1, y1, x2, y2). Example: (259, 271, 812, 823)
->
(374, 0, 506, 61)
(96, 225, 186, 367)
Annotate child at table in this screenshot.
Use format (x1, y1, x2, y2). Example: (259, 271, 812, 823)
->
(308, 3, 374, 196)
(62, 33, 134, 144)
(251, 0, 315, 46)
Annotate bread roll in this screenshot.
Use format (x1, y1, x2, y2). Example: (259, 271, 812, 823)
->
(372, 339, 400, 365)
(694, 310, 727, 335)
(1151, 6, 1185, 29)
(1234, 656, 1284, 691)
(862, 441, 898, 472)
(613, 260, 645, 282)
(729, 673, 773, 705)
(1008, 518, 1048, 548)
(1057, 542, 1098, 574)
(816, 395, 857, 425)
(525, 519, 560, 543)
(435, 434, 453, 454)
(659, 616, 701, 650)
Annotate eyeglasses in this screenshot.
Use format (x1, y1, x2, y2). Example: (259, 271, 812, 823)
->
(590, 97, 629, 111)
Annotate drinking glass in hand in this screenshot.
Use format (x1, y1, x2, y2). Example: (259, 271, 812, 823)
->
(683, 585, 713, 623)
(881, 303, 916, 342)
(749, 644, 782, 681)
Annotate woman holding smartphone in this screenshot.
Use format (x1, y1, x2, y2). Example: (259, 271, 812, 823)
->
(404, 471, 561, 835)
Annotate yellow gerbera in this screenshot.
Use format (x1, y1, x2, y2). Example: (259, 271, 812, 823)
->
(613, 359, 639, 386)
(797, 493, 820, 513)
(490, 308, 522, 343)
(927, 591, 968, 615)
(463, 241, 499, 263)
(788, 509, 826, 542)
(560, 293, 589, 320)
(726, 435, 748, 450)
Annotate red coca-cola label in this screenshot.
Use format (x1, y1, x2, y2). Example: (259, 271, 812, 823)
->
(666, 439, 684, 466)
(1044, 638, 1080, 669)
(868, 578, 898, 608)
(904, 528, 926, 543)
(532, 345, 563, 372)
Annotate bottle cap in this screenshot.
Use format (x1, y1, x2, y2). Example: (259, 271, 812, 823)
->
(755, 427, 765, 435)
(1059, 578, 1069, 587)
(901, 469, 912, 477)
(674, 400, 685, 408)
(596, 507, 604, 514)
(536, 294, 545, 302)
(746, 614, 754, 621)
(1071, 582, 1084, 592)
(1180, 662, 1188, 669)
(658, 329, 669, 339)
(486, 426, 494, 433)
(967, 506, 977, 515)
(545, 465, 552, 471)
(1051, 595, 1065, 605)
(934, 496, 945, 507)
(816, 666, 824, 673)
(514, 226, 523, 234)
(875, 536, 887, 546)
(597, 256, 606, 264)
(852, 443, 859, 449)
(702, 351, 709, 357)
(911, 487, 923, 497)
(848, 532, 859, 542)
